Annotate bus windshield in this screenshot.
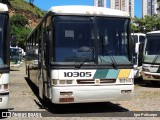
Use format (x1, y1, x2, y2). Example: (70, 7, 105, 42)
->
(53, 16, 95, 64)
(0, 14, 9, 68)
(96, 17, 130, 65)
(144, 35, 160, 64)
(53, 16, 131, 65)
(145, 36, 160, 55)
(10, 48, 20, 64)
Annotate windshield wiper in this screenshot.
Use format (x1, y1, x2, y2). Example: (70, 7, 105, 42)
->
(75, 48, 94, 69)
(152, 50, 160, 64)
(101, 35, 117, 69)
(152, 55, 159, 64)
(110, 56, 118, 69)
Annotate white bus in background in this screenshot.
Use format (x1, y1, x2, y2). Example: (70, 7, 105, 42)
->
(26, 6, 134, 104)
(10, 46, 21, 70)
(131, 33, 145, 78)
(142, 30, 160, 85)
(18, 47, 25, 64)
(0, 3, 10, 109)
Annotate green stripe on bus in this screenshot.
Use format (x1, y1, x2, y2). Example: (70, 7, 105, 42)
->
(93, 69, 109, 79)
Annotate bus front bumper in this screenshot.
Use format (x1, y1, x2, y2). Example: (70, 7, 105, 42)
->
(10, 64, 20, 70)
(142, 71, 160, 81)
(50, 85, 134, 104)
(0, 92, 9, 109)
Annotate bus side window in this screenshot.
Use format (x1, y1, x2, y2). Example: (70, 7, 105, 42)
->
(38, 25, 42, 68)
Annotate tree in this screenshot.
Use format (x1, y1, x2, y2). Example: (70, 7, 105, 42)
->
(29, 0, 34, 6)
(29, 0, 34, 4)
(10, 14, 31, 50)
(10, 14, 28, 27)
(131, 15, 160, 33)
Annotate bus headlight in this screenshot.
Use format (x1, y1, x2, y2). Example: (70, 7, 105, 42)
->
(52, 79, 58, 85)
(142, 67, 150, 72)
(59, 80, 73, 84)
(119, 79, 125, 83)
(59, 80, 66, 84)
(52, 80, 73, 85)
(119, 78, 132, 83)
(3, 84, 9, 90)
(66, 80, 73, 84)
(0, 84, 9, 91)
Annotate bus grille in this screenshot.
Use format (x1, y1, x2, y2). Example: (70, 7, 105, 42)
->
(152, 75, 160, 79)
(77, 79, 116, 84)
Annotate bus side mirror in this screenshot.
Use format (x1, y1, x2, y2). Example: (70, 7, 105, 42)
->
(139, 43, 144, 53)
(135, 43, 139, 53)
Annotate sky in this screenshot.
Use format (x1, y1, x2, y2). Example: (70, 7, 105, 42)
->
(27, 0, 142, 18)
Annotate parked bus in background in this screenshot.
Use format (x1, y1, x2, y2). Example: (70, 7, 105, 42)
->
(26, 6, 134, 104)
(18, 47, 25, 64)
(10, 46, 21, 70)
(0, 3, 10, 109)
(131, 33, 145, 78)
(142, 30, 160, 85)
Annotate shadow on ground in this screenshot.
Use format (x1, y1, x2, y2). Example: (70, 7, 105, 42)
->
(24, 77, 129, 116)
(134, 77, 160, 88)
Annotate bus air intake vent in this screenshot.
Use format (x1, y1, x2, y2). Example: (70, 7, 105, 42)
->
(152, 75, 160, 79)
(77, 79, 94, 84)
(77, 79, 116, 84)
(100, 79, 116, 83)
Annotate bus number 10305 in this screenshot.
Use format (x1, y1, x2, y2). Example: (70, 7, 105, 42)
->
(64, 72, 92, 77)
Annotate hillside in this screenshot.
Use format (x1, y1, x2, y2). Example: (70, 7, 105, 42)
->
(3, 0, 46, 50)
(8, 0, 46, 28)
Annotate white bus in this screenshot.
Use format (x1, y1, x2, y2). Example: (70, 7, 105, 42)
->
(142, 30, 160, 84)
(131, 33, 145, 78)
(26, 6, 134, 104)
(0, 3, 10, 109)
(10, 46, 21, 69)
(18, 47, 25, 64)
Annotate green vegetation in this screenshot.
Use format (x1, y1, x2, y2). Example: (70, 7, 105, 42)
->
(3, 0, 45, 50)
(10, 14, 31, 50)
(131, 15, 160, 33)
(10, 14, 28, 26)
(10, 0, 45, 18)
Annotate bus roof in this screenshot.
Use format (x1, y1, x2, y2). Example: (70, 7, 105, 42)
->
(131, 33, 145, 36)
(147, 30, 160, 35)
(0, 3, 8, 12)
(146, 30, 160, 37)
(48, 5, 130, 17)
